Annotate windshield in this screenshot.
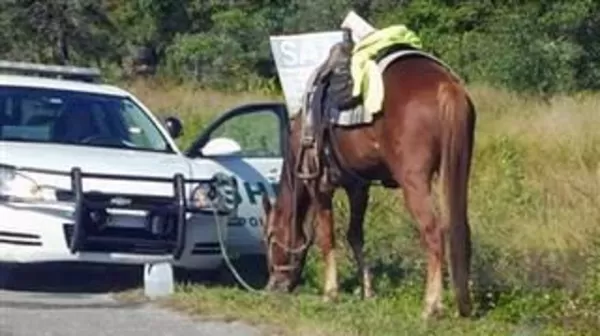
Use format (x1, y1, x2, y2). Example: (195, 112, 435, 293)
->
(0, 86, 174, 152)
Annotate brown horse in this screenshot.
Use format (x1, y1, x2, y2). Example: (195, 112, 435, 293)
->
(261, 45, 476, 319)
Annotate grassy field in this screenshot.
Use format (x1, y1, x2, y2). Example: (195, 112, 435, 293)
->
(124, 80, 600, 335)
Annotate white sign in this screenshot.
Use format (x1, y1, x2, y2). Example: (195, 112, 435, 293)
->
(269, 11, 375, 115)
(341, 10, 376, 42)
(269, 31, 344, 115)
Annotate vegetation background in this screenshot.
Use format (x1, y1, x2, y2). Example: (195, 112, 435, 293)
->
(2, 1, 600, 335)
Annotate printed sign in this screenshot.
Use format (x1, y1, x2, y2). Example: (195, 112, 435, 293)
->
(269, 31, 344, 114)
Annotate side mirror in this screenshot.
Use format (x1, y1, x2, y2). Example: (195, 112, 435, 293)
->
(164, 116, 183, 139)
(201, 137, 242, 157)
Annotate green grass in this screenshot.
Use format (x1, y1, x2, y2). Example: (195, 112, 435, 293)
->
(122, 80, 600, 335)
(162, 284, 572, 336)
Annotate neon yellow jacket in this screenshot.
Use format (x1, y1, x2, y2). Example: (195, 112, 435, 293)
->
(351, 25, 423, 98)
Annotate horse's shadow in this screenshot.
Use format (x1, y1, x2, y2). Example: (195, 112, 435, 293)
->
(331, 242, 510, 321)
(338, 256, 416, 295)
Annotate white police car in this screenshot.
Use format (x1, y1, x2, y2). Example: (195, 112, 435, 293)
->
(0, 61, 285, 272)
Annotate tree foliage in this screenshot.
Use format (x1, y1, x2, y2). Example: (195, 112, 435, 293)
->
(1, 0, 599, 95)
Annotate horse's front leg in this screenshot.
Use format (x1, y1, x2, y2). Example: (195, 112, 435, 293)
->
(344, 183, 374, 299)
(314, 190, 338, 302)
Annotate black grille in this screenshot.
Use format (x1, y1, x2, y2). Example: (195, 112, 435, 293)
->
(62, 224, 175, 255)
(0, 230, 42, 247)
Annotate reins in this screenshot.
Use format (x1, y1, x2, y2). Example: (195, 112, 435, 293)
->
(265, 123, 316, 273)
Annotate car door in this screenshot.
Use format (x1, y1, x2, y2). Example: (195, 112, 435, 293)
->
(185, 102, 288, 256)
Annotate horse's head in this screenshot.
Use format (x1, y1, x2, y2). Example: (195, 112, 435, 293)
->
(260, 183, 311, 293)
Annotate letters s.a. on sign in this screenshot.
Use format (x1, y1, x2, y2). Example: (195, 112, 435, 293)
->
(269, 31, 343, 69)
(269, 31, 344, 114)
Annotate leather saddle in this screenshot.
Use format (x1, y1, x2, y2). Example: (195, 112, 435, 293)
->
(295, 29, 358, 181)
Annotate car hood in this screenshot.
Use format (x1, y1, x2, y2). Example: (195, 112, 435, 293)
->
(0, 142, 192, 178)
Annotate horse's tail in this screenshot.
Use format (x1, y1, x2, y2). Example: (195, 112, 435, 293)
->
(437, 81, 475, 317)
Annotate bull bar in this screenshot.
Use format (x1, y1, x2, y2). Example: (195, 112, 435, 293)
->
(1, 164, 237, 261)
(68, 167, 236, 261)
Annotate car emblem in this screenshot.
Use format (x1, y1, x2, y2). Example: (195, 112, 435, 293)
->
(110, 197, 132, 207)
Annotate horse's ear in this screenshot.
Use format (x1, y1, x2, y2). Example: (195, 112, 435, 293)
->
(261, 193, 272, 216)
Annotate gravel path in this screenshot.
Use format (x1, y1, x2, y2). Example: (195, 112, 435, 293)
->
(0, 263, 265, 336)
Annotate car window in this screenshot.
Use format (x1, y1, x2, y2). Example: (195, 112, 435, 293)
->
(207, 109, 281, 157)
(0, 86, 173, 153)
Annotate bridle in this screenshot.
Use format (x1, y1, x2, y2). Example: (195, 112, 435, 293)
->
(263, 122, 317, 273)
(263, 94, 375, 276)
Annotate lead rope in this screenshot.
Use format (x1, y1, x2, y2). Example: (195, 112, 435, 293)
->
(211, 188, 314, 292)
(210, 143, 316, 292)
(209, 196, 265, 293)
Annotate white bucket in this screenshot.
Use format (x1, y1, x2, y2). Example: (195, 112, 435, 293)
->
(143, 262, 174, 299)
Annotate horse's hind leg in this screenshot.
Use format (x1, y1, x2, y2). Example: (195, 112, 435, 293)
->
(344, 183, 374, 299)
(398, 172, 444, 319)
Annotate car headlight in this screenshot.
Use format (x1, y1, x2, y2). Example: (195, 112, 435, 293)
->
(190, 182, 216, 208)
(0, 165, 57, 202)
(190, 172, 238, 214)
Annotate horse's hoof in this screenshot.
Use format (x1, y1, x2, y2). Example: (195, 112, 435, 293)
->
(322, 296, 337, 303)
(363, 291, 376, 300)
(352, 286, 375, 300)
(457, 302, 473, 318)
(421, 304, 445, 321)
(265, 277, 292, 293)
(322, 291, 339, 303)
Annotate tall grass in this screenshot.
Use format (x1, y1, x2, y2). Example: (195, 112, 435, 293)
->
(124, 80, 600, 335)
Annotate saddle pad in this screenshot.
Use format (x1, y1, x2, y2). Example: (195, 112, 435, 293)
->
(333, 49, 463, 127)
(350, 25, 423, 100)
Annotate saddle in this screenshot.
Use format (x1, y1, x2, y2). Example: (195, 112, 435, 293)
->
(295, 29, 359, 182)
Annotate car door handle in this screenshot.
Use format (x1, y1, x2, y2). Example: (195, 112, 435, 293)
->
(266, 169, 280, 181)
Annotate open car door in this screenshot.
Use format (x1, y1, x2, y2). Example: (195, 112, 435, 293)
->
(185, 102, 288, 257)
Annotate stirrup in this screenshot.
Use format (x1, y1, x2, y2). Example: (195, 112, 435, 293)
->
(300, 135, 314, 147)
(295, 146, 320, 180)
(296, 168, 320, 180)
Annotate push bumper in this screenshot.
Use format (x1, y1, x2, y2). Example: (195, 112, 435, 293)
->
(0, 166, 237, 268)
